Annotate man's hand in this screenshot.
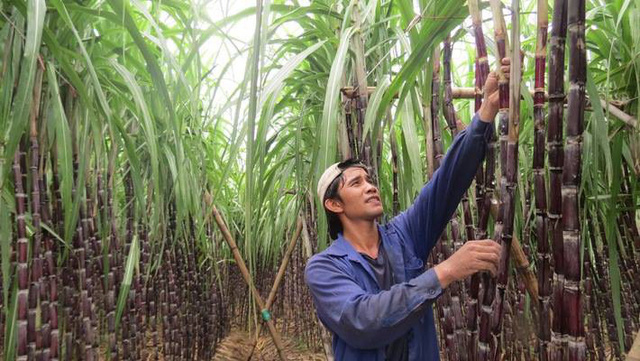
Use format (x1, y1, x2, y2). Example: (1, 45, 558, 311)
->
(433, 239, 502, 289)
(478, 57, 511, 122)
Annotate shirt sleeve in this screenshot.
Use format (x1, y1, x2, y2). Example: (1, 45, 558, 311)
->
(389, 113, 494, 260)
(305, 255, 443, 349)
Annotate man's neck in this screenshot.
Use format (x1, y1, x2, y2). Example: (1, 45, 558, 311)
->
(342, 219, 380, 258)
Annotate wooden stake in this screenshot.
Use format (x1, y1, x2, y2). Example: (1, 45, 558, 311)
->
(246, 217, 304, 360)
(211, 205, 288, 361)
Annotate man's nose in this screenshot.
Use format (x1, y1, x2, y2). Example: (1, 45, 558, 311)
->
(365, 182, 378, 194)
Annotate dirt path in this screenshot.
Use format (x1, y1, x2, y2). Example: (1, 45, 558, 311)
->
(214, 329, 326, 361)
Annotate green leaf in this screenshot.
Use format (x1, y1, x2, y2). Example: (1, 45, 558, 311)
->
(46, 63, 74, 246)
(316, 26, 356, 177)
(115, 234, 140, 330)
(1, 0, 45, 189)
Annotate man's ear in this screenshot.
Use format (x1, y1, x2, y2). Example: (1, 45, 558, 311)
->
(324, 198, 344, 214)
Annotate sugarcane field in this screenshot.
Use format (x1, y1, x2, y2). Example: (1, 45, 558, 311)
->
(2, 0, 640, 360)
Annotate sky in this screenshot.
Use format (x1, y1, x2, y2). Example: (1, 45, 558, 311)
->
(204, 1, 306, 116)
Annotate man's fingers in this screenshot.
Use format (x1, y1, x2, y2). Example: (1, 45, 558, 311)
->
(476, 251, 500, 264)
(476, 260, 498, 277)
(501, 57, 510, 65)
(473, 239, 501, 248)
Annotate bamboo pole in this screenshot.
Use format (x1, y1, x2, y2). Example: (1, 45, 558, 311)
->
(246, 217, 304, 361)
(211, 205, 288, 361)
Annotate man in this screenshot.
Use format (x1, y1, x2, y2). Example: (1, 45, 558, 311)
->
(305, 58, 512, 360)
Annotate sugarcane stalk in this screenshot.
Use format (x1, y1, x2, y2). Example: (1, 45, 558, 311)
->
(442, 35, 471, 361)
(483, 199, 540, 303)
(423, 49, 437, 181)
(351, 1, 373, 171)
(442, 36, 476, 243)
(478, 1, 510, 359)
(211, 205, 288, 361)
(428, 53, 452, 353)
(431, 46, 443, 175)
(583, 256, 597, 360)
(489, 2, 522, 359)
(14, 149, 29, 361)
(28, 63, 44, 360)
(467, 0, 490, 111)
(533, 0, 552, 358)
(547, 0, 569, 356)
(45, 147, 60, 361)
(471, 72, 496, 361)
(390, 108, 401, 215)
(562, 0, 587, 359)
(593, 221, 622, 360)
(106, 143, 119, 361)
(442, 35, 458, 136)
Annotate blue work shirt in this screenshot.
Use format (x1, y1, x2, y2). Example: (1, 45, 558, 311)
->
(305, 114, 494, 361)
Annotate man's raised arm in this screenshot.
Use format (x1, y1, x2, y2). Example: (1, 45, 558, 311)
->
(390, 58, 511, 261)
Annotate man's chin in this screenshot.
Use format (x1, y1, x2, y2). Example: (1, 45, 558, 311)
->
(370, 207, 384, 218)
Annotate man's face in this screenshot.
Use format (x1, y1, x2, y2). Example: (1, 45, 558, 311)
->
(328, 167, 383, 220)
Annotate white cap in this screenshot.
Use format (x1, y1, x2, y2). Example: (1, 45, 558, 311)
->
(317, 162, 342, 205)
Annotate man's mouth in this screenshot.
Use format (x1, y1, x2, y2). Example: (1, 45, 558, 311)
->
(366, 196, 381, 204)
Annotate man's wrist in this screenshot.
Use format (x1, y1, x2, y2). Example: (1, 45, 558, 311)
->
(434, 262, 455, 289)
(478, 105, 497, 123)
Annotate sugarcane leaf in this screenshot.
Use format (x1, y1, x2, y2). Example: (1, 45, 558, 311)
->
(262, 40, 327, 107)
(0, 16, 18, 140)
(378, 1, 468, 121)
(314, 24, 355, 250)
(586, 71, 613, 181)
(46, 63, 74, 247)
(66, 116, 91, 249)
(3, 282, 17, 360)
(605, 134, 626, 353)
(114, 234, 140, 330)
(106, 0, 181, 167)
(396, 89, 423, 195)
(110, 59, 161, 224)
(363, 76, 391, 142)
(616, 0, 633, 29)
(129, 0, 191, 95)
(40, 222, 64, 246)
(1, 0, 45, 189)
(317, 26, 356, 175)
(49, 0, 112, 120)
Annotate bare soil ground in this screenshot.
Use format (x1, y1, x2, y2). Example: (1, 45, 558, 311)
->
(214, 329, 326, 361)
